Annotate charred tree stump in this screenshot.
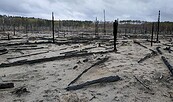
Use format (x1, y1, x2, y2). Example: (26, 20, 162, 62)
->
(52, 12, 55, 43)
(113, 20, 118, 51)
(103, 10, 106, 35)
(95, 17, 98, 38)
(13, 24, 15, 36)
(2, 18, 5, 32)
(156, 10, 160, 42)
(7, 33, 10, 40)
(151, 23, 154, 46)
(25, 19, 28, 34)
(161, 56, 173, 75)
(125, 29, 127, 36)
(65, 75, 121, 91)
(0, 83, 14, 89)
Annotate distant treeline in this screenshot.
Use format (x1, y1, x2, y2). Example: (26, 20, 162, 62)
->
(0, 15, 93, 32)
(0, 14, 173, 34)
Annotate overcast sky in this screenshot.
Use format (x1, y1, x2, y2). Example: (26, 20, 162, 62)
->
(0, 0, 172, 21)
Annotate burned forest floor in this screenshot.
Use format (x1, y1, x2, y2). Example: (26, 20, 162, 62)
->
(0, 32, 173, 102)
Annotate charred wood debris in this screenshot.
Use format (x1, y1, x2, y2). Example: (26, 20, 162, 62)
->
(0, 21, 173, 95)
(1, 39, 172, 92)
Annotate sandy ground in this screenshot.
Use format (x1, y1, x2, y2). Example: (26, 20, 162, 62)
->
(0, 33, 173, 102)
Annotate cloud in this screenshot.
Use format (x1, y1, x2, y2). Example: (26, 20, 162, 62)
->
(0, 0, 172, 21)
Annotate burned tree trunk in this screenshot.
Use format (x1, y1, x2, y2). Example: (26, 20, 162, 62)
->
(0, 48, 8, 55)
(151, 23, 154, 46)
(0, 50, 113, 68)
(7, 33, 10, 40)
(13, 24, 15, 36)
(65, 76, 121, 91)
(52, 12, 55, 43)
(134, 75, 151, 90)
(134, 40, 147, 49)
(7, 51, 49, 59)
(156, 47, 162, 55)
(138, 49, 157, 63)
(68, 57, 109, 86)
(113, 20, 118, 51)
(0, 83, 14, 89)
(103, 10, 106, 35)
(161, 56, 173, 75)
(156, 10, 160, 42)
(0, 51, 8, 55)
(95, 17, 98, 38)
(163, 47, 172, 53)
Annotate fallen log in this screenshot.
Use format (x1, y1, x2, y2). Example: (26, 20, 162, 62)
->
(134, 75, 151, 90)
(65, 75, 121, 91)
(3, 79, 27, 82)
(60, 48, 67, 50)
(68, 57, 109, 86)
(161, 56, 173, 75)
(4, 40, 89, 47)
(9, 45, 37, 48)
(163, 43, 173, 47)
(0, 83, 14, 89)
(0, 38, 23, 40)
(5, 41, 52, 46)
(60, 50, 88, 56)
(60, 50, 78, 55)
(0, 50, 114, 68)
(65, 51, 88, 56)
(0, 51, 8, 55)
(0, 48, 7, 52)
(138, 50, 157, 63)
(19, 45, 37, 47)
(0, 48, 8, 55)
(81, 46, 97, 51)
(163, 47, 172, 53)
(156, 47, 162, 55)
(7, 51, 49, 59)
(134, 40, 148, 49)
(10, 47, 47, 51)
(149, 49, 157, 53)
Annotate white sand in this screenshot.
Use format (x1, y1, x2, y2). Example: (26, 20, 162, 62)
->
(0, 33, 173, 102)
